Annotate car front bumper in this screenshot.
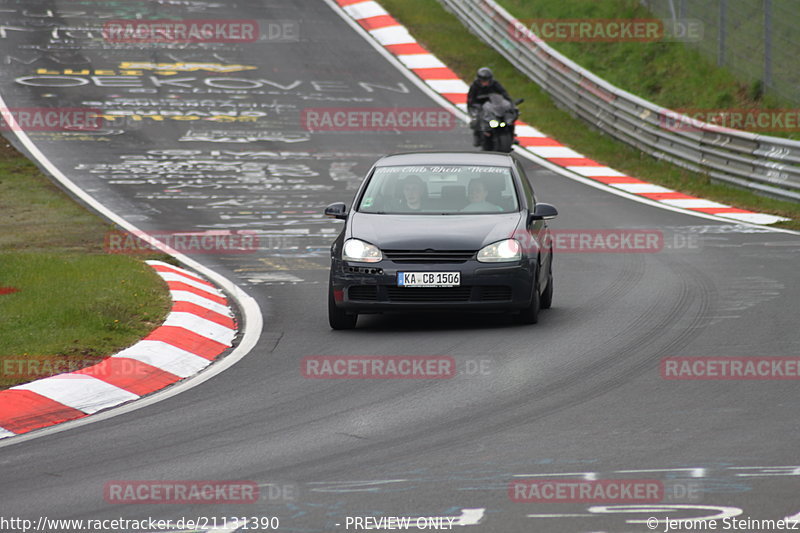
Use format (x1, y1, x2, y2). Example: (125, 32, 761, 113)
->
(330, 258, 535, 313)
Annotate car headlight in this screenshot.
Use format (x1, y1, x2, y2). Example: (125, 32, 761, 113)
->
(343, 239, 383, 263)
(477, 239, 521, 262)
(488, 119, 500, 128)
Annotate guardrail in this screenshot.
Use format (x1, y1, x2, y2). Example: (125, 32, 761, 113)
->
(439, 0, 800, 202)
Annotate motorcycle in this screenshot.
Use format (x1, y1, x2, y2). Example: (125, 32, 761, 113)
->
(471, 94, 524, 153)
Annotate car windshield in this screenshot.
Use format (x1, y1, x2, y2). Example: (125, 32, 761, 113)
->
(358, 164, 519, 214)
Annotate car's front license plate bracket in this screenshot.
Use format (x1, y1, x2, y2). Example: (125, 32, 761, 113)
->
(397, 271, 461, 287)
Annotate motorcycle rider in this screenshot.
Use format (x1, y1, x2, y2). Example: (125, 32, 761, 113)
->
(468, 67, 513, 147)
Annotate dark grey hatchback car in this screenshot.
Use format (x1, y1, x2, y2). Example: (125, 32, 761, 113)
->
(324, 152, 557, 329)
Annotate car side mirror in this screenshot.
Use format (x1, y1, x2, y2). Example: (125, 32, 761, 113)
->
(324, 202, 348, 220)
(528, 203, 558, 223)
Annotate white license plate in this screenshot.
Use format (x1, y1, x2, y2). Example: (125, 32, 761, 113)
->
(397, 272, 460, 287)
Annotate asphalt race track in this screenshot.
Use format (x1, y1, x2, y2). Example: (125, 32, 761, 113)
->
(0, 1, 799, 532)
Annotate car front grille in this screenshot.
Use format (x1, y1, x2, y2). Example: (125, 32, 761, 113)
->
(386, 286, 473, 302)
(480, 286, 513, 301)
(347, 285, 514, 303)
(382, 249, 476, 264)
(348, 286, 378, 301)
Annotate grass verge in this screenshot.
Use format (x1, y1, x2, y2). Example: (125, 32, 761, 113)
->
(0, 140, 172, 389)
(378, 0, 800, 230)
(499, 0, 794, 124)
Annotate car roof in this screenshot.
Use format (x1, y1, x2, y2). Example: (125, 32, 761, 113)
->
(374, 151, 514, 167)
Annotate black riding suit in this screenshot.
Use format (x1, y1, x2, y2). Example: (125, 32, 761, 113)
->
(467, 79, 512, 110)
(467, 79, 514, 146)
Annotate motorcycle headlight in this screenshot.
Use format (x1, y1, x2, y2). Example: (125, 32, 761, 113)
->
(488, 119, 500, 128)
(500, 122, 506, 127)
(477, 239, 522, 263)
(343, 239, 383, 263)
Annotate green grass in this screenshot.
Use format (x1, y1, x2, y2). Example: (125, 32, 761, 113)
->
(0, 145, 113, 254)
(499, 0, 793, 118)
(378, 0, 800, 230)
(0, 141, 172, 388)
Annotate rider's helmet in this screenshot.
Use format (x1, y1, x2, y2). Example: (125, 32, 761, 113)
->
(476, 67, 493, 82)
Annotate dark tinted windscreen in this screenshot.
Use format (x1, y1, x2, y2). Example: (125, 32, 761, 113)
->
(358, 165, 518, 214)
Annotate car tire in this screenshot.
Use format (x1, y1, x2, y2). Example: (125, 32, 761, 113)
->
(517, 281, 540, 324)
(328, 286, 357, 330)
(540, 271, 553, 310)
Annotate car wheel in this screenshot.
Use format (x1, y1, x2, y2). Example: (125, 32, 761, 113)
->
(540, 271, 553, 310)
(517, 281, 540, 324)
(328, 286, 357, 330)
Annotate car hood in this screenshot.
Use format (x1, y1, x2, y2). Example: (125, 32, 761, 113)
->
(350, 212, 522, 250)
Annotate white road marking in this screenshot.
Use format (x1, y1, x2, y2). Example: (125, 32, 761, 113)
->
(369, 26, 415, 46)
(661, 198, 731, 209)
(454, 508, 485, 526)
(162, 312, 235, 345)
(567, 166, 628, 177)
(168, 290, 232, 316)
(157, 271, 218, 293)
(245, 272, 304, 283)
(527, 504, 743, 525)
(397, 54, 447, 69)
(512, 471, 598, 480)
(14, 376, 138, 414)
(729, 466, 800, 476)
(424, 79, 471, 93)
(525, 146, 584, 158)
(716, 212, 791, 224)
(614, 467, 707, 478)
(514, 124, 546, 137)
(308, 479, 408, 493)
(343, 1, 388, 20)
(147, 260, 206, 280)
(113, 341, 212, 378)
(588, 504, 742, 524)
(609, 183, 674, 194)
